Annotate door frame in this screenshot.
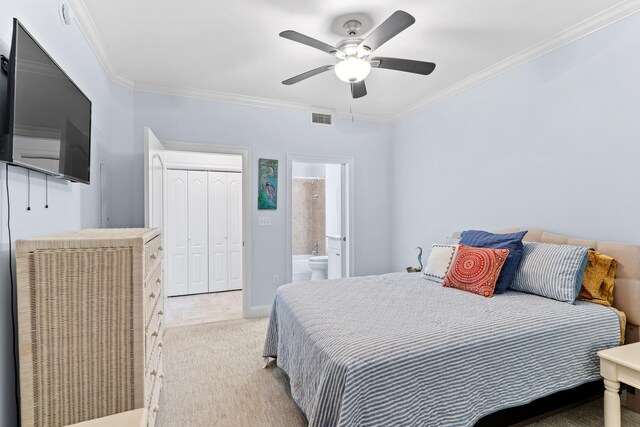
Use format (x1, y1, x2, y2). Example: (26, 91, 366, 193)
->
(144, 133, 255, 318)
(286, 153, 355, 284)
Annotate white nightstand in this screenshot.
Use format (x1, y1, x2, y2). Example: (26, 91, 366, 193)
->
(598, 342, 640, 427)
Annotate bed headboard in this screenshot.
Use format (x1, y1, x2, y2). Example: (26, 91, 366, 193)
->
(498, 228, 640, 343)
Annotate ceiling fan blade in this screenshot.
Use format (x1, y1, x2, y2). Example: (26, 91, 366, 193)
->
(282, 65, 334, 85)
(279, 30, 340, 56)
(358, 10, 415, 53)
(371, 57, 436, 75)
(350, 80, 367, 99)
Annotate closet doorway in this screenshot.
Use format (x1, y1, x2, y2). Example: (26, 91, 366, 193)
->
(144, 128, 253, 325)
(166, 169, 242, 296)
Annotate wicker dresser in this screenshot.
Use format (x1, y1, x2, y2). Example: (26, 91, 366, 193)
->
(16, 228, 165, 427)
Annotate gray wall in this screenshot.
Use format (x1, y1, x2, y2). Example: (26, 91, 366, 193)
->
(0, 2, 134, 425)
(132, 92, 393, 306)
(390, 12, 640, 270)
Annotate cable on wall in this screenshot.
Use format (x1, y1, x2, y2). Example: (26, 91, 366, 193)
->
(45, 174, 49, 208)
(26, 170, 30, 211)
(6, 164, 21, 425)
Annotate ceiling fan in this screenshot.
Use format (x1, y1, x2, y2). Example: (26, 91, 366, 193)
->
(280, 10, 436, 99)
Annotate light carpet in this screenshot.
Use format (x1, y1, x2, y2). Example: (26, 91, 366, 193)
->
(157, 318, 640, 427)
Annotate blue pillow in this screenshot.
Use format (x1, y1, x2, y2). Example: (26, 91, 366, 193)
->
(509, 242, 590, 304)
(459, 230, 527, 294)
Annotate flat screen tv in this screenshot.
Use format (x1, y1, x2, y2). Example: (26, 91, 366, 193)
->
(2, 18, 92, 184)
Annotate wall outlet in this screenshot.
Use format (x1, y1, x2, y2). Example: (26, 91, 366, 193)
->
(272, 274, 279, 285)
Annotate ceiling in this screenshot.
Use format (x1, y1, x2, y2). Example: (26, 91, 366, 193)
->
(71, 0, 639, 121)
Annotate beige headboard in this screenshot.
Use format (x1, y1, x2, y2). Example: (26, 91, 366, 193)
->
(499, 228, 640, 343)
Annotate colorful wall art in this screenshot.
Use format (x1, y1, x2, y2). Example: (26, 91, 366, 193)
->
(258, 158, 278, 209)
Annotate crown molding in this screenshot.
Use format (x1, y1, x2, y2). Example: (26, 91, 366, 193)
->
(69, 0, 387, 122)
(68, 0, 135, 89)
(69, 0, 640, 123)
(133, 82, 391, 123)
(391, 0, 640, 122)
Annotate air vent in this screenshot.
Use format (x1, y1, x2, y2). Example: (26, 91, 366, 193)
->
(311, 113, 332, 125)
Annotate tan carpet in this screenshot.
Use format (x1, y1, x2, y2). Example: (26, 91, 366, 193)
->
(157, 318, 640, 427)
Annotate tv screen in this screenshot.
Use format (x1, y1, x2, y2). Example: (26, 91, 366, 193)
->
(5, 19, 91, 183)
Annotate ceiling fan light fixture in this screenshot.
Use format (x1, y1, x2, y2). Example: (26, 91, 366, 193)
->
(334, 57, 371, 83)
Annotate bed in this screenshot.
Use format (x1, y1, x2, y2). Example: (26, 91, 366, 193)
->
(263, 229, 640, 426)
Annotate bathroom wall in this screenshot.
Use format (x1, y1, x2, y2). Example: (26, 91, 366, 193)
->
(291, 162, 326, 179)
(292, 178, 326, 256)
(325, 164, 342, 238)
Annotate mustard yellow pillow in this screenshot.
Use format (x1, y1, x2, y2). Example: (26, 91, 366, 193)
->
(577, 250, 616, 306)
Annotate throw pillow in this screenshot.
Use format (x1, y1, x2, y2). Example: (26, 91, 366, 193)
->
(459, 230, 527, 294)
(577, 249, 617, 307)
(510, 242, 590, 303)
(422, 244, 459, 283)
(443, 244, 510, 297)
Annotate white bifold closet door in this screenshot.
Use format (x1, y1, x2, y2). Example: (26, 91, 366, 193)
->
(167, 169, 209, 296)
(167, 169, 242, 296)
(187, 171, 209, 294)
(208, 171, 242, 292)
(167, 170, 189, 296)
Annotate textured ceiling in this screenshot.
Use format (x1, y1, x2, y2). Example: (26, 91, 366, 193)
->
(73, 0, 638, 121)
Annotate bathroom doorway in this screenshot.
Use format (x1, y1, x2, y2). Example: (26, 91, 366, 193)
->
(287, 154, 354, 283)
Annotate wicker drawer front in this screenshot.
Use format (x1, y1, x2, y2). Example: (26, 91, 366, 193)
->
(147, 361, 163, 427)
(145, 310, 163, 367)
(145, 261, 162, 290)
(148, 377, 162, 427)
(145, 345, 162, 401)
(145, 266, 162, 327)
(145, 331, 159, 384)
(144, 236, 163, 278)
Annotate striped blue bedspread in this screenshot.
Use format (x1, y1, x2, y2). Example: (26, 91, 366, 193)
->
(263, 273, 620, 426)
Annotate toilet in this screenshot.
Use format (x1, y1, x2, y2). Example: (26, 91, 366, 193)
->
(308, 256, 329, 280)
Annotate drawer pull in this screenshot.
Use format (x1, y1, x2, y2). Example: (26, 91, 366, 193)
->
(151, 369, 158, 376)
(153, 406, 159, 413)
(152, 330, 159, 337)
(158, 341, 164, 348)
(158, 310, 164, 317)
(149, 292, 156, 299)
(156, 278, 161, 284)
(158, 245, 164, 251)
(150, 253, 157, 260)
(160, 373, 165, 379)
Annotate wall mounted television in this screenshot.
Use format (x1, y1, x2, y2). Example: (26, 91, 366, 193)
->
(1, 18, 92, 184)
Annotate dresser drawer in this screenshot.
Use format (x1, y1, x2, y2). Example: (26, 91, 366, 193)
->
(146, 350, 163, 427)
(145, 345, 162, 398)
(144, 236, 163, 278)
(145, 261, 162, 290)
(145, 267, 162, 327)
(147, 369, 162, 427)
(145, 309, 163, 366)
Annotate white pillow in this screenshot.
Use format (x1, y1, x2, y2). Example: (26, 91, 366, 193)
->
(423, 244, 459, 283)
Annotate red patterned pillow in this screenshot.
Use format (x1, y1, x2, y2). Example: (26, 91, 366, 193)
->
(443, 244, 510, 297)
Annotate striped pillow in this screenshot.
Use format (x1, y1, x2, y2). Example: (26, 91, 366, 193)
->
(510, 242, 590, 303)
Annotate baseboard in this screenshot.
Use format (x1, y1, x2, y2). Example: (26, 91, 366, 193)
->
(245, 305, 271, 318)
